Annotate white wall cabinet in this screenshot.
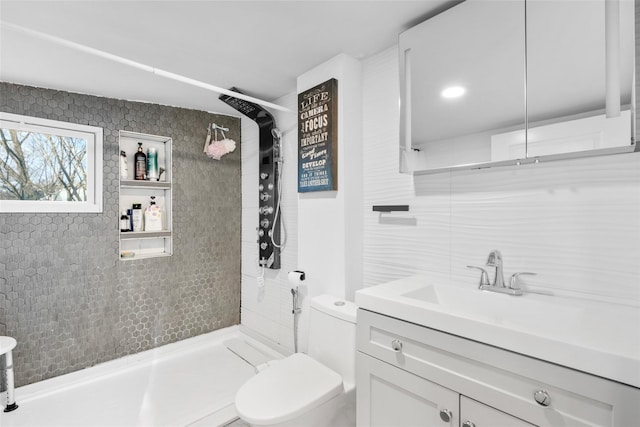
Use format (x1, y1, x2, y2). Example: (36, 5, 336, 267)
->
(356, 309, 640, 427)
(118, 130, 172, 260)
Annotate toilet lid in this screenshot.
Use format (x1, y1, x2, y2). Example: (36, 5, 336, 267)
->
(235, 353, 343, 425)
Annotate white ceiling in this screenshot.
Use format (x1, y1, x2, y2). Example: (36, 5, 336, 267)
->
(0, 0, 452, 116)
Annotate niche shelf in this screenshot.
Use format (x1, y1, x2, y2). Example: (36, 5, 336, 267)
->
(118, 130, 172, 260)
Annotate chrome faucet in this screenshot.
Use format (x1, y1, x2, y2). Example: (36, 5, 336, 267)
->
(467, 250, 536, 296)
(486, 249, 505, 288)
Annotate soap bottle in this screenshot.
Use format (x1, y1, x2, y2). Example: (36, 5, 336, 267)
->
(120, 210, 130, 232)
(144, 196, 163, 231)
(134, 142, 146, 180)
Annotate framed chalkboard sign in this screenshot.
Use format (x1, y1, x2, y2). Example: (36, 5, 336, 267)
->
(297, 78, 338, 192)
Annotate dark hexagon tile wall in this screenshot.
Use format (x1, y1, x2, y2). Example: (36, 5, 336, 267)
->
(0, 83, 241, 386)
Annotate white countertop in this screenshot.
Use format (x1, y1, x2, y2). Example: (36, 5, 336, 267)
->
(355, 276, 640, 389)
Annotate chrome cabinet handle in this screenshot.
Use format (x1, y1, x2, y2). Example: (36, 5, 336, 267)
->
(509, 272, 536, 289)
(439, 409, 452, 422)
(391, 339, 403, 352)
(533, 389, 551, 407)
(462, 421, 476, 427)
(467, 265, 490, 287)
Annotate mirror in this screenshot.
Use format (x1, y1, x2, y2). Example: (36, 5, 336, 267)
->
(399, 0, 637, 174)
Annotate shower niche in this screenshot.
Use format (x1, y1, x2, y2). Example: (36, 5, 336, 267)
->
(118, 130, 173, 260)
(220, 89, 282, 269)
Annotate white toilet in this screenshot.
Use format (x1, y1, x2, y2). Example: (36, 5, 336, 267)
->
(235, 294, 358, 427)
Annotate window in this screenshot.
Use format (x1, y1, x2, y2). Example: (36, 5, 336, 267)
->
(0, 112, 103, 213)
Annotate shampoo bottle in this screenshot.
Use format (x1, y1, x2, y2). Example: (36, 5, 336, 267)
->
(146, 147, 159, 181)
(134, 142, 146, 180)
(131, 203, 143, 232)
(144, 196, 163, 231)
(120, 210, 130, 232)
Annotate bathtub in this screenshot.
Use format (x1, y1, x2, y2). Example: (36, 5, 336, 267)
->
(0, 326, 281, 427)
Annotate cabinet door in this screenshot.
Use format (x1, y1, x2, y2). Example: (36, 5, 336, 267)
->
(357, 352, 458, 427)
(460, 396, 536, 427)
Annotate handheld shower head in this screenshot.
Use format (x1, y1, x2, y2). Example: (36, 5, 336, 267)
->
(271, 128, 282, 140)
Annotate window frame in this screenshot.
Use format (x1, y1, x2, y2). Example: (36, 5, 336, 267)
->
(0, 112, 103, 213)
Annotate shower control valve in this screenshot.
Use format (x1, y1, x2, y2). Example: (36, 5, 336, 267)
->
(258, 184, 264, 191)
(260, 206, 274, 215)
(260, 172, 269, 180)
(260, 192, 271, 201)
(260, 242, 268, 250)
(260, 218, 270, 228)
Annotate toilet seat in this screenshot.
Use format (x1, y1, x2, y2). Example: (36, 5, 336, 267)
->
(235, 353, 343, 425)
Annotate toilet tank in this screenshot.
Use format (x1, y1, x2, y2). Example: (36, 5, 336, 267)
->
(308, 295, 358, 385)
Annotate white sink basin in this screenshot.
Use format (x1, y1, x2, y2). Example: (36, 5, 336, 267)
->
(401, 284, 583, 338)
(355, 276, 640, 388)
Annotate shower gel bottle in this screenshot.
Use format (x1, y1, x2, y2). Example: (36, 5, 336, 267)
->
(144, 196, 163, 231)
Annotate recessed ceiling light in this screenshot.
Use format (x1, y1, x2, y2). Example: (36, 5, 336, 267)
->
(441, 86, 466, 99)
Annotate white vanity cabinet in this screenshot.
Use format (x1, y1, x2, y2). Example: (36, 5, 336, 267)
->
(356, 309, 640, 427)
(357, 352, 459, 426)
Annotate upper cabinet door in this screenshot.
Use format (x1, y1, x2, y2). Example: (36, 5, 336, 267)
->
(524, 0, 635, 159)
(399, 0, 526, 173)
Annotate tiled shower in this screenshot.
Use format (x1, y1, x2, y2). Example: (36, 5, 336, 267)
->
(0, 82, 243, 386)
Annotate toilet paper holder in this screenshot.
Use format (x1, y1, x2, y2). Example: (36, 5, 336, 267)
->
(288, 270, 306, 285)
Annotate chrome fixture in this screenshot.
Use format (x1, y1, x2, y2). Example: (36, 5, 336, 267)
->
(439, 409, 453, 423)
(291, 287, 301, 353)
(533, 389, 551, 407)
(466, 266, 490, 287)
(1, 336, 18, 412)
(467, 250, 536, 296)
(485, 249, 505, 288)
(509, 272, 537, 292)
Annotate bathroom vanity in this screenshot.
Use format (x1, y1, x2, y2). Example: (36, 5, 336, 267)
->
(355, 277, 640, 427)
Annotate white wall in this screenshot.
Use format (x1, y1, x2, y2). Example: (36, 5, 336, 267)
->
(240, 54, 364, 354)
(296, 54, 363, 303)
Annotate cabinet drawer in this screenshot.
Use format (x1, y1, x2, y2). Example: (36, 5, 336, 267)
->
(357, 309, 640, 427)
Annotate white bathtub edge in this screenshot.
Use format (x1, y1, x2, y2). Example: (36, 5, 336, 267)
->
(14, 325, 242, 404)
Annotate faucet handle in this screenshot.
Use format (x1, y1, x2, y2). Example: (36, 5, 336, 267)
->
(509, 272, 536, 290)
(467, 265, 490, 287)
